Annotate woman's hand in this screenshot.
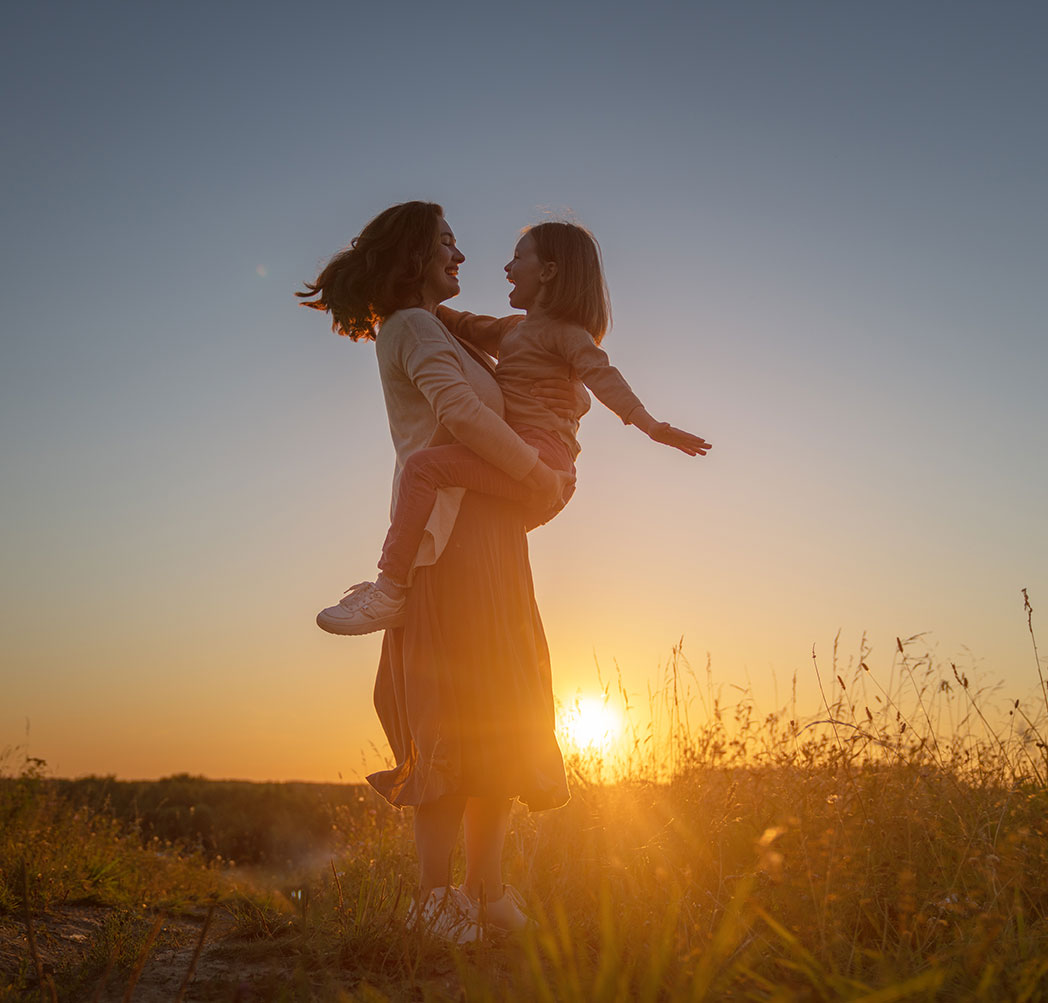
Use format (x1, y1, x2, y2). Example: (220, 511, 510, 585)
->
(523, 466, 576, 531)
(530, 378, 591, 420)
(521, 460, 573, 509)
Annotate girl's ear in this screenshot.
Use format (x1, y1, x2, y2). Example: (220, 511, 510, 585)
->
(539, 260, 558, 284)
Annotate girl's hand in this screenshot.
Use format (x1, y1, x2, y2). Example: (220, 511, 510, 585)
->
(648, 422, 712, 456)
(530, 378, 591, 420)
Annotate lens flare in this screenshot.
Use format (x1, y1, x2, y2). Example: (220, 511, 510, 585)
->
(561, 696, 621, 751)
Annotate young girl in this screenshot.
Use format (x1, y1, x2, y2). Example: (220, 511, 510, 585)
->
(317, 220, 711, 635)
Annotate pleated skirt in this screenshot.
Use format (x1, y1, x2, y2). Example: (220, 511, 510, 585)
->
(367, 492, 569, 811)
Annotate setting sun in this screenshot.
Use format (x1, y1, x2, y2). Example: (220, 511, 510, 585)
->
(560, 696, 622, 751)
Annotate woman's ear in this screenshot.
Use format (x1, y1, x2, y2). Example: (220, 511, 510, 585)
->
(539, 260, 558, 284)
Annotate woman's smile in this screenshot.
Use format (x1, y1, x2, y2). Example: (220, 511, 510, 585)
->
(420, 217, 465, 307)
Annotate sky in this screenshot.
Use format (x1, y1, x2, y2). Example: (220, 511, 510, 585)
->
(2, 1, 1046, 782)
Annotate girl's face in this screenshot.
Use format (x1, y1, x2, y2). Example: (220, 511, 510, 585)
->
(505, 233, 555, 311)
(420, 218, 465, 308)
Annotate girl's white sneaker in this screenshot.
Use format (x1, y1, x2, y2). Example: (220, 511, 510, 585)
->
(316, 581, 405, 635)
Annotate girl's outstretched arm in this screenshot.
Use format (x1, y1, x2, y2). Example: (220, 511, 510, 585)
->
(626, 406, 712, 456)
(552, 325, 711, 457)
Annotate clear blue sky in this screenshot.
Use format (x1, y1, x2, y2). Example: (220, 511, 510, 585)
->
(2, 1, 1046, 780)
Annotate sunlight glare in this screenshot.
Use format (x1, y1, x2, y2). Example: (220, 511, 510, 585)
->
(561, 696, 622, 751)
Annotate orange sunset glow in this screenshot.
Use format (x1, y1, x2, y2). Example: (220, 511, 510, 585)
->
(2, 3, 1045, 790)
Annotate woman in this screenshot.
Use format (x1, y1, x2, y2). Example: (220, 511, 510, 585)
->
(299, 201, 577, 940)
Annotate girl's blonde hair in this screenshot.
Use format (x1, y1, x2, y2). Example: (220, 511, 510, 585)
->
(527, 221, 611, 343)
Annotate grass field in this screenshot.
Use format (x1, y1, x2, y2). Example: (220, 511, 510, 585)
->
(3, 598, 1048, 1000)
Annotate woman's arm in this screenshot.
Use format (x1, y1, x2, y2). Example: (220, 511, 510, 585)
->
(530, 378, 591, 420)
(390, 312, 546, 481)
(436, 305, 523, 358)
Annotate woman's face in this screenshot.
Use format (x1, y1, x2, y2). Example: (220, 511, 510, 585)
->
(504, 232, 553, 311)
(420, 218, 465, 308)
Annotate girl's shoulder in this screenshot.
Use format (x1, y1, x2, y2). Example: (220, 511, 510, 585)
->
(537, 317, 595, 349)
(518, 314, 583, 337)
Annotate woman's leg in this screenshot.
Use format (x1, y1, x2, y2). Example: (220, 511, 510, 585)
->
(462, 796, 530, 931)
(415, 794, 468, 899)
(461, 796, 512, 901)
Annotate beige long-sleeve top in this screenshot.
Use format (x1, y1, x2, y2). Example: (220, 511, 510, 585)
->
(375, 308, 540, 572)
(436, 307, 644, 459)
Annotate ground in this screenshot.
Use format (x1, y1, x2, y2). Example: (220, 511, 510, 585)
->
(0, 903, 287, 1002)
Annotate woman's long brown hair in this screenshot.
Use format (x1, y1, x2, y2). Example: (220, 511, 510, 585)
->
(297, 201, 444, 340)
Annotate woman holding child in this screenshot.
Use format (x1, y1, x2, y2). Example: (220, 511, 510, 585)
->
(299, 201, 709, 941)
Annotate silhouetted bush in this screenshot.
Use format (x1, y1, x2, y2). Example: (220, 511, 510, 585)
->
(35, 775, 383, 866)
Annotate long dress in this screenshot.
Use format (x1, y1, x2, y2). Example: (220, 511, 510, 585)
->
(365, 309, 569, 811)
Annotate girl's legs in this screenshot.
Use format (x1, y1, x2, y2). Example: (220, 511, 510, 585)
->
(380, 432, 575, 587)
(317, 429, 573, 635)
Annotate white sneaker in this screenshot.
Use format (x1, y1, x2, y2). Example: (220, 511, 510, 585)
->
(470, 884, 534, 934)
(406, 886, 481, 944)
(316, 581, 405, 635)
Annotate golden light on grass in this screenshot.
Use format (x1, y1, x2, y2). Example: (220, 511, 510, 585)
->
(559, 694, 622, 752)
(5, 601, 1048, 998)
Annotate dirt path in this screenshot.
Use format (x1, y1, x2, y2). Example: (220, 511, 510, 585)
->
(1, 903, 285, 1001)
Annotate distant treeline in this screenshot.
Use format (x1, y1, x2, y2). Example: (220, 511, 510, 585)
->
(34, 775, 386, 866)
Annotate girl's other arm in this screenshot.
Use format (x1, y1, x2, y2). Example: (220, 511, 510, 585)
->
(435, 305, 523, 358)
(438, 307, 589, 419)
